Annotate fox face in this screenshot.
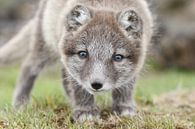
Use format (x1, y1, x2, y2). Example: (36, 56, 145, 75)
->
(60, 5, 143, 94)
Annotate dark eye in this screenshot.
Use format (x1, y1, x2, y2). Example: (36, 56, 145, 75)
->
(112, 54, 124, 62)
(78, 51, 88, 59)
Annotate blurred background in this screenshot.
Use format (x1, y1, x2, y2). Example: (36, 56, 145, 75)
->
(150, 0, 195, 70)
(0, 0, 38, 46)
(0, 0, 195, 104)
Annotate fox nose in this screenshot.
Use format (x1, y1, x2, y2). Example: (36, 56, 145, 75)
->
(91, 82, 103, 90)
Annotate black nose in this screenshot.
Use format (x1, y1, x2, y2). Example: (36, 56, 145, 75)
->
(91, 82, 103, 90)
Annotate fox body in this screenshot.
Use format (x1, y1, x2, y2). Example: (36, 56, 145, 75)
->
(0, 0, 153, 122)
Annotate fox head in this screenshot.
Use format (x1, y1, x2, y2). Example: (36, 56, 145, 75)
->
(60, 5, 143, 94)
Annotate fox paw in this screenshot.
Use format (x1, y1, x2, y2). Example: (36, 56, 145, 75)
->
(112, 105, 136, 117)
(12, 95, 29, 110)
(71, 107, 100, 123)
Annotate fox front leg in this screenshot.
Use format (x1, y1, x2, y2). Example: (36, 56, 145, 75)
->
(112, 78, 136, 117)
(71, 86, 100, 122)
(62, 69, 100, 122)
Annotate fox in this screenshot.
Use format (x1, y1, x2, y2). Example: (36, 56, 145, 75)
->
(0, 0, 153, 122)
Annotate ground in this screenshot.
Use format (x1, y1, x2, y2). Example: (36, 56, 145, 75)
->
(0, 65, 195, 129)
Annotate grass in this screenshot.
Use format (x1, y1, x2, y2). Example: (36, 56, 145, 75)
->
(0, 65, 195, 128)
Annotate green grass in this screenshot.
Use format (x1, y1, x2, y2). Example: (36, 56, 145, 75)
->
(136, 69, 195, 104)
(0, 66, 195, 128)
(0, 66, 63, 107)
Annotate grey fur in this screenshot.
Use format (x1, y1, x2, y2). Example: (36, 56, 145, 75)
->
(66, 5, 92, 31)
(62, 68, 100, 122)
(112, 78, 136, 116)
(118, 10, 143, 39)
(13, 0, 59, 108)
(0, 0, 153, 122)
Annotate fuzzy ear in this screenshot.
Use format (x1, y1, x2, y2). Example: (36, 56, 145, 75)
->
(66, 5, 92, 31)
(118, 10, 143, 39)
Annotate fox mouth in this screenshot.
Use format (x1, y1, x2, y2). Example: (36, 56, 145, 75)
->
(86, 87, 109, 94)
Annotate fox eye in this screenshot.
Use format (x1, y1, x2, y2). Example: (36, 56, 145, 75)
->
(78, 51, 88, 59)
(112, 54, 124, 62)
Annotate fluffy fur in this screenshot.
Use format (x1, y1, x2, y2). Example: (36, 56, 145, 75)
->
(0, 0, 153, 122)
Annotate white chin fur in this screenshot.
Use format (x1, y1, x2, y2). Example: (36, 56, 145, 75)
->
(86, 89, 95, 95)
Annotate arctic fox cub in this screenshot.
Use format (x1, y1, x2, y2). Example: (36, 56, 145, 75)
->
(0, 0, 153, 122)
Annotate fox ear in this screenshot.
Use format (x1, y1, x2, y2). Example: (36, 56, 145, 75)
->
(66, 5, 92, 31)
(118, 10, 143, 39)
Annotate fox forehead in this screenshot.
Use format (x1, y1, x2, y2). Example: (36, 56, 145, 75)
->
(70, 25, 130, 58)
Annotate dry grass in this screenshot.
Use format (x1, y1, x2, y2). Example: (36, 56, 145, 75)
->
(0, 90, 195, 129)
